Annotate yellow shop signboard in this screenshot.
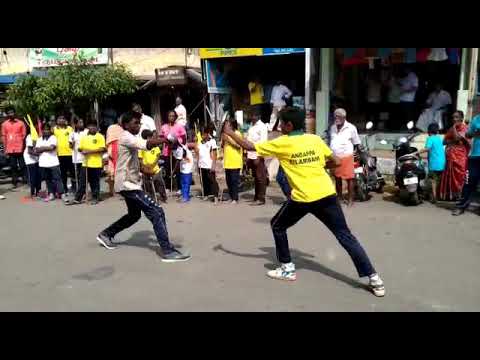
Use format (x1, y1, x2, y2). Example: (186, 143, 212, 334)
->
(200, 48, 263, 59)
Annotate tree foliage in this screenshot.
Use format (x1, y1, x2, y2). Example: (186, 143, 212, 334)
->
(7, 58, 137, 117)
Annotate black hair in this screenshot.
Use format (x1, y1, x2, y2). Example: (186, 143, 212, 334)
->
(249, 106, 261, 117)
(453, 110, 464, 119)
(121, 111, 142, 126)
(86, 119, 98, 127)
(427, 123, 440, 135)
(5, 106, 15, 113)
(201, 124, 215, 135)
(141, 129, 153, 140)
(168, 110, 178, 119)
(227, 117, 238, 131)
(279, 107, 305, 131)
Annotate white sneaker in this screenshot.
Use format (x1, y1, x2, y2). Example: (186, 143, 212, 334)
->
(46, 193, 55, 202)
(267, 263, 297, 281)
(368, 274, 385, 297)
(231, 200, 238, 205)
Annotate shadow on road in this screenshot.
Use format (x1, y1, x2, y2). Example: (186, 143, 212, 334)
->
(120, 231, 183, 255)
(213, 244, 369, 292)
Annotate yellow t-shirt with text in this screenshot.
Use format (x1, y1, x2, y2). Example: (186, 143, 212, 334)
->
(80, 133, 105, 168)
(255, 133, 336, 203)
(139, 147, 161, 175)
(223, 131, 243, 169)
(54, 126, 74, 157)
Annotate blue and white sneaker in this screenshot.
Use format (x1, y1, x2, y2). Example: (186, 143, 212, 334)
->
(368, 274, 385, 297)
(267, 263, 297, 281)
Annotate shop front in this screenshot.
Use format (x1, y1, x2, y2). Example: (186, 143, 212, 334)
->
(330, 48, 467, 133)
(200, 48, 308, 130)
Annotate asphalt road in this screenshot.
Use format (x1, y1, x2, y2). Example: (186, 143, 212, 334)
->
(0, 182, 479, 311)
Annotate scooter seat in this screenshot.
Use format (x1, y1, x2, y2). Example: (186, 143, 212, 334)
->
(398, 154, 418, 162)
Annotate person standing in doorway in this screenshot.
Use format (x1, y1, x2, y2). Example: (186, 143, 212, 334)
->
(1, 106, 26, 188)
(54, 114, 75, 193)
(248, 77, 265, 122)
(246, 107, 269, 205)
(222, 107, 385, 297)
(96, 111, 190, 262)
(221, 117, 243, 204)
(398, 66, 419, 127)
(452, 111, 480, 216)
(174, 97, 188, 129)
(329, 108, 361, 207)
(269, 81, 292, 132)
(132, 103, 156, 134)
(365, 70, 382, 125)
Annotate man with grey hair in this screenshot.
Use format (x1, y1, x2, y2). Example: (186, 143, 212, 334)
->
(329, 108, 361, 207)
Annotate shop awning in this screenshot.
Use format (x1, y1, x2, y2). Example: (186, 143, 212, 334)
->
(138, 67, 203, 90)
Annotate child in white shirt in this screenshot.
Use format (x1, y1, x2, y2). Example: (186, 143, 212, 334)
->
(35, 124, 66, 202)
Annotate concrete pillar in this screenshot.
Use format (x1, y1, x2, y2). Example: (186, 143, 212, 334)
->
(315, 48, 333, 137)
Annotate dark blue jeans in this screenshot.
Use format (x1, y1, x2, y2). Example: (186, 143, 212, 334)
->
(276, 166, 291, 199)
(270, 195, 376, 278)
(27, 163, 42, 196)
(102, 190, 173, 252)
(41, 166, 64, 195)
(456, 157, 480, 210)
(180, 173, 192, 201)
(225, 168, 240, 201)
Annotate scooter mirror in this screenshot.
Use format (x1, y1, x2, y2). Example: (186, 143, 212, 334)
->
(366, 122, 373, 130)
(407, 121, 414, 130)
(399, 137, 408, 143)
(379, 139, 388, 145)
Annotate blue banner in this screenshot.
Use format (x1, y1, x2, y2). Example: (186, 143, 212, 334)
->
(263, 48, 305, 56)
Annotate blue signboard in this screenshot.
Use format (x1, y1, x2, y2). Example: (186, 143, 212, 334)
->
(263, 48, 305, 56)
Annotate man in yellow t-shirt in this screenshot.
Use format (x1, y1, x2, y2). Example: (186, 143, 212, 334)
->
(248, 78, 264, 106)
(69, 121, 106, 205)
(54, 115, 75, 193)
(222, 107, 385, 297)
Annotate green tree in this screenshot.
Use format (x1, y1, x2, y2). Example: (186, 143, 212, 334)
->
(7, 58, 137, 118)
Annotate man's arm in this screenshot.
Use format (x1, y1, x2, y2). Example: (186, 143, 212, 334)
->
(222, 134, 241, 149)
(224, 125, 256, 152)
(325, 153, 341, 169)
(82, 147, 106, 155)
(35, 144, 56, 153)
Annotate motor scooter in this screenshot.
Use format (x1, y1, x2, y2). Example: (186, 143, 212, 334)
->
(380, 121, 426, 205)
(353, 122, 386, 201)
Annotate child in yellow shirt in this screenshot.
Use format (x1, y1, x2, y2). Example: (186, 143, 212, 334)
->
(68, 121, 106, 205)
(139, 130, 167, 203)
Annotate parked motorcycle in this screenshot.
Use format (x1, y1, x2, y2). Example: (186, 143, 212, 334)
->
(381, 121, 426, 205)
(354, 122, 386, 202)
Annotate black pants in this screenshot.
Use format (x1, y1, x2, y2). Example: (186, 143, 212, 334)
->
(102, 190, 173, 252)
(26, 163, 42, 196)
(247, 158, 267, 203)
(163, 155, 181, 191)
(200, 168, 219, 197)
(456, 157, 480, 210)
(225, 168, 241, 201)
(41, 166, 64, 195)
(59, 156, 76, 193)
(75, 167, 101, 201)
(8, 153, 25, 186)
(271, 195, 376, 278)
